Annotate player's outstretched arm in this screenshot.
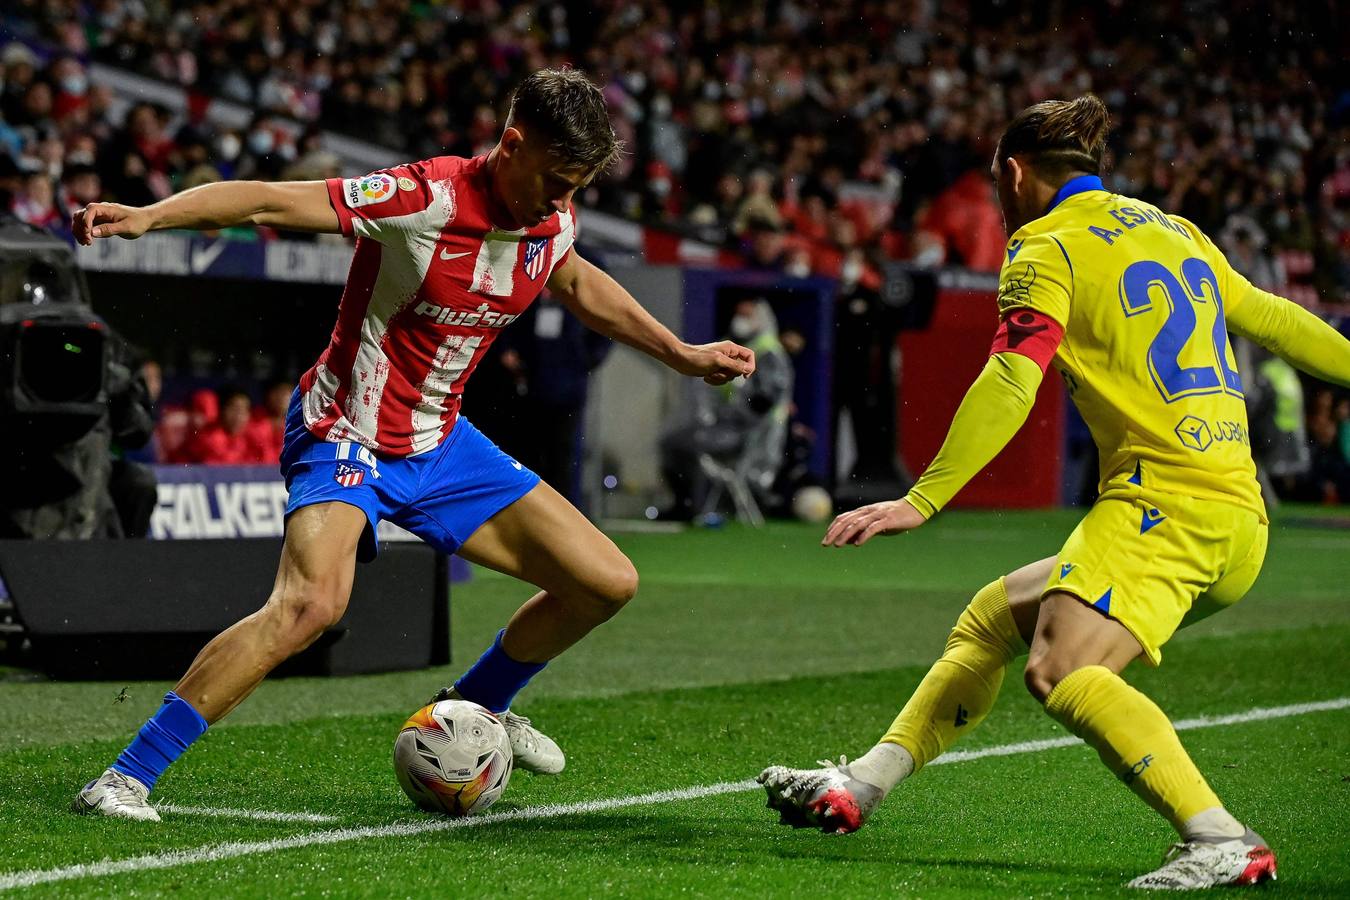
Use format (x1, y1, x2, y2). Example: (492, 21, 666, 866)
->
(72, 181, 341, 246)
(823, 352, 1043, 547)
(1227, 287, 1350, 388)
(547, 252, 755, 385)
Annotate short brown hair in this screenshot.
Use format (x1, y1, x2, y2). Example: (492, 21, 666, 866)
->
(996, 94, 1111, 179)
(506, 68, 622, 172)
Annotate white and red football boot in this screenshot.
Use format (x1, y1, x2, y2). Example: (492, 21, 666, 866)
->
(757, 757, 886, 834)
(1128, 830, 1277, 890)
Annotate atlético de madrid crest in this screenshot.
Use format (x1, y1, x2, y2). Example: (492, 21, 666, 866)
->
(523, 238, 549, 280)
(334, 462, 365, 487)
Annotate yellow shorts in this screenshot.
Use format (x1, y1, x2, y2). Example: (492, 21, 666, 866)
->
(1043, 489, 1268, 666)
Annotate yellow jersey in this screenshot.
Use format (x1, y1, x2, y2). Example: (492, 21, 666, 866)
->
(997, 175, 1264, 518)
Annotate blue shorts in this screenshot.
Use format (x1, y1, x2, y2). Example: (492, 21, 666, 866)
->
(280, 391, 540, 562)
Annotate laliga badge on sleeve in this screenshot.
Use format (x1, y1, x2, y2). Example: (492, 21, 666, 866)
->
(344, 173, 398, 209)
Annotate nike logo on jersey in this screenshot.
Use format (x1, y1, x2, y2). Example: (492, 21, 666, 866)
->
(440, 249, 472, 261)
(1006, 239, 1024, 263)
(1140, 507, 1166, 534)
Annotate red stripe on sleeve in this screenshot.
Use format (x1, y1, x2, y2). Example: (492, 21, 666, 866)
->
(324, 177, 356, 237)
(989, 309, 1064, 372)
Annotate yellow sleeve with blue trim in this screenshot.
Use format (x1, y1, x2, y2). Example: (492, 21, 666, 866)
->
(902, 352, 1045, 519)
(1227, 285, 1350, 388)
(995, 234, 1074, 327)
(1169, 214, 1350, 386)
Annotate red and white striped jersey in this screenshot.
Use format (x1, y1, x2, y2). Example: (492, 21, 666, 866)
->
(301, 154, 577, 456)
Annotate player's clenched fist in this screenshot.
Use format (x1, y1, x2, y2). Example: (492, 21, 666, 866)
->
(822, 498, 926, 547)
(676, 340, 757, 385)
(72, 202, 150, 246)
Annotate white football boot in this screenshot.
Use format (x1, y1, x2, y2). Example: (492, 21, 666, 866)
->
(1128, 830, 1277, 890)
(758, 757, 886, 834)
(498, 709, 565, 775)
(72, 769, 161, 822)
(430, 686, 565, 775)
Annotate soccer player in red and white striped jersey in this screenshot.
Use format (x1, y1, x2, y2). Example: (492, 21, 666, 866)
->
(304, 150, 582, 456)
(71, 70, 756, 820)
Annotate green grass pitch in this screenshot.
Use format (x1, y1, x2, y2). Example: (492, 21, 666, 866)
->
(1, 509, 1347, 897)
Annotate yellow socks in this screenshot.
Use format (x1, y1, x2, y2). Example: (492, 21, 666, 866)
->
(866, 581, 1231, 838)
(1044, 665, 1222, 832)
(879, 577, 1027, 772)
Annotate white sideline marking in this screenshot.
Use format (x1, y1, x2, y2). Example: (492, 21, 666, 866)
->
(157, 804, 340, 824)
(4, 696, 1347, 892)
(0, 782, 755, 892)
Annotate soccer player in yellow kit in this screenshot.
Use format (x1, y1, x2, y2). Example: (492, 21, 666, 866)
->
(759, 95, 1350, 890)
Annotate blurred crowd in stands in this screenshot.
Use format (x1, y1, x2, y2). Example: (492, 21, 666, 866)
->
(133, 373, 292, 466)
(3, 0, 1347, 292)
(1, 0, 1348, 495)
(1295, 386, 1350, 505)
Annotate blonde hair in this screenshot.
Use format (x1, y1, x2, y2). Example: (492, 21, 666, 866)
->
(996, 94, 1111, 177)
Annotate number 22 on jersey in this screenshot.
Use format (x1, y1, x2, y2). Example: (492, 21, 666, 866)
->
(1119, 258, 1243, 403)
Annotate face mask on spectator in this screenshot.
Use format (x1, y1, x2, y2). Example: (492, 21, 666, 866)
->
(60, 74, 88, 95)
(218, 133, 241, 161)
(841, 256, 863, 286)
(730, 315, 760, 340)
(247, 129, 274, 156)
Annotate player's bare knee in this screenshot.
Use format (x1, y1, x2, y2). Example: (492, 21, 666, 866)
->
(583, 556, 639, 620)
(295, 590, 347, 637)
(266, 579, 347, 649)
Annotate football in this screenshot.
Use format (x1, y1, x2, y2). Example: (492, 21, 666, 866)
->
(393, 699, 513, 816)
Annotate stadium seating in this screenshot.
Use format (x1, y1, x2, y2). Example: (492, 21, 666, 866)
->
(2, 1, 1346, 293)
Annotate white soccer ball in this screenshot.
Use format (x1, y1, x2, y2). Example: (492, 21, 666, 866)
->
(393, 699, 513, 816)
(792, 485, 833, 523)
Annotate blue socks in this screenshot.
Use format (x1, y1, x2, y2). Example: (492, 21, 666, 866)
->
(106, 636, 543, 795)
(453, 630, 547, 713)
(110, 692, 209, 792)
